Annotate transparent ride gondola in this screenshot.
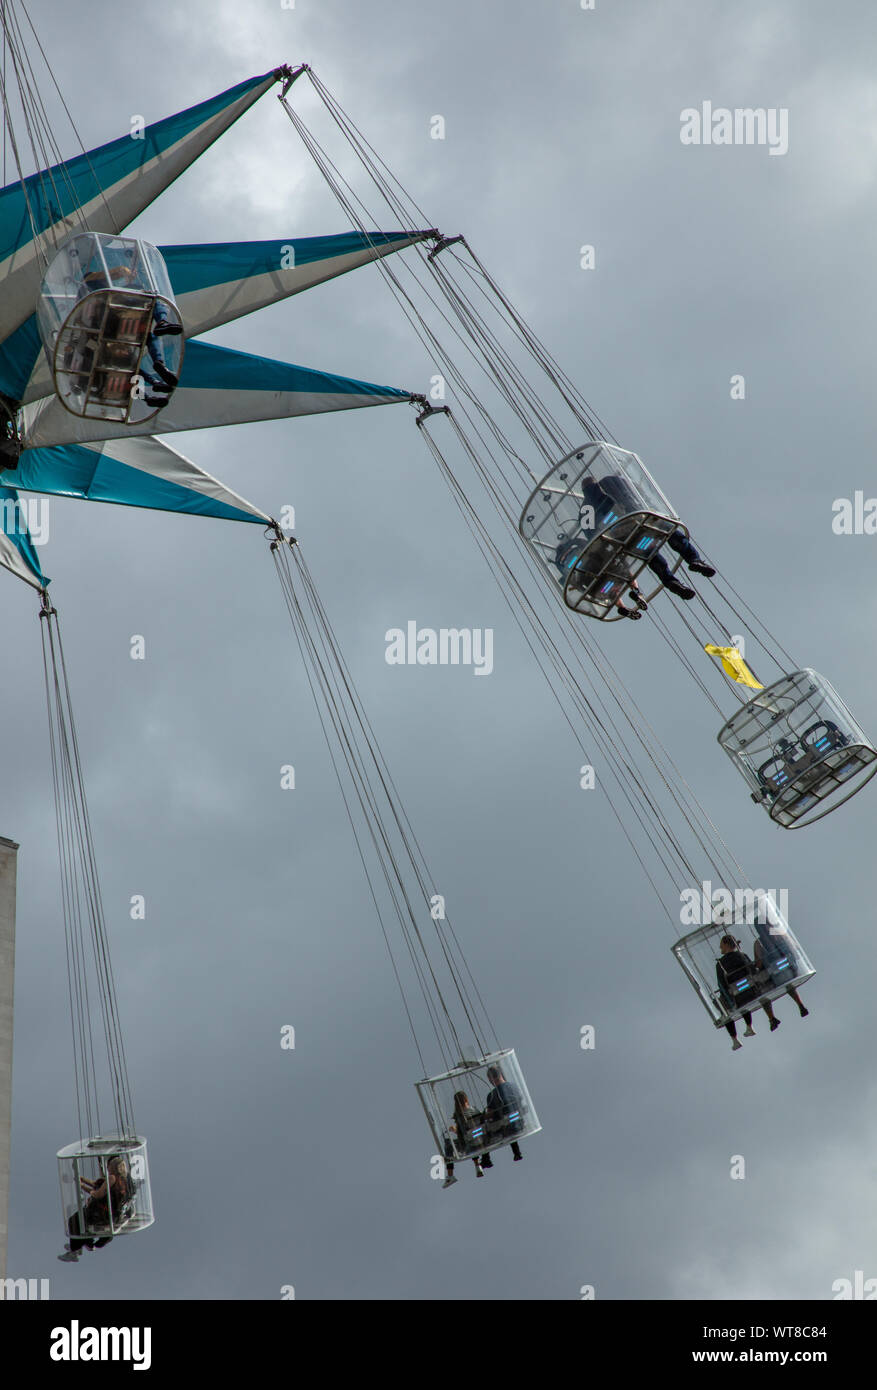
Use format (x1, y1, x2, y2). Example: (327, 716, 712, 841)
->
(58, 1134, 153, 1245)
(717, 668, 877, 828)
(416, 1048, 540, 1170)
(518, 441, 686, 619)
(37, 231, 184, 424)
(672, 890, 814, 1040)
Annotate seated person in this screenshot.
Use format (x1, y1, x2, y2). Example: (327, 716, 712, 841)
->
(481, 1064, 526, 1165)
(716, 934, 781, 1049)
(78, 263, 181, 410)
(58, 1155, 133, 1262)
(442, 1091, 487, 1187)
(752, 919, 809, 1019)
(555, 534, 642, 619)
(579, 472, 715, 603)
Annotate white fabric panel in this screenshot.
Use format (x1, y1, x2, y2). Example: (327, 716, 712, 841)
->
(0, 529, 42, 591)
(173, 237, 426, 338)
(80, 435, 271, 521)
(0, 78, 277, 341)
(21, 386, 407, 450)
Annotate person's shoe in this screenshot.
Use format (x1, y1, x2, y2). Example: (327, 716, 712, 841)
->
(151, 361, 179, 388)
(480, 1156, 493, 1169)
(731, 1038, 743, 1051)
(629, 589, 649, 611)
(769, 1018, 781, 1031)
(687, 560, 716, 578)
(616, 605, 641, 620)
(145, 394, 171, 408)
(151, 321, 183, 338)
(800, 1007, 810, 1018)
(513, 1152, 523, 1162)
(666, 580, 696, 600)
(743, 1025, 755, 1037)
(58, 1249, 80, 1262)
(441, 1175, 457, 1189)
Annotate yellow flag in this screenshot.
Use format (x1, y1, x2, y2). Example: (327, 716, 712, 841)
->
(704, 644, 763, 690)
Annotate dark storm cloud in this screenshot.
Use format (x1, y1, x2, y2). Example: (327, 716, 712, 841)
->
(4, 0, 877, 1301)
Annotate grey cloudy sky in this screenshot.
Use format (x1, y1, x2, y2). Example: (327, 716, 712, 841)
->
(5, 0, 877, 1301)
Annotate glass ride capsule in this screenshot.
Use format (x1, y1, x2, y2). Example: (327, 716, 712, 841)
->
(37, 232, 184, 424)
(672, 891, 814, 1043)
(519, 441, 685, 620)
(717, 668, 877, 828)
(58, 1133, 153, 1247)
(416, 1048, 540, 1178)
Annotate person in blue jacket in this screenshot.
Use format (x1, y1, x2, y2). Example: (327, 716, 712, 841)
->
(479, 1064, 526, 1165)
(579, 473, 715, 606)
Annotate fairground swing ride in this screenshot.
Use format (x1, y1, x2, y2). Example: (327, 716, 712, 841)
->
(275, 69, 877, 834)
(0, 17, 440, 1250)
(273, 71, 868, 1047)
(0, 5, 863, 1259)
(0, 14, 541, 1245)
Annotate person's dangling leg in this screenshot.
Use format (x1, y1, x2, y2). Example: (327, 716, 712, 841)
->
(145, 332, 179, 390)
(742, 1010, 755, 1037)
(763, 998, 781, 1031)
(786, 985, 809, 1017)
(648, 553, 672, 583)
(647, 550, 696, 599)
(628, 579, 649, 612)
(145, 301, 181, 391)
(725, 1019, 742, 1050)
(511, 1142, 523, 1161)
(667, 530, 699, 563)
(667, 529, 715, 577)
(60, 1211, 88, 1260)
(615, 601, 641, 619)
(150, 301, 182, 337)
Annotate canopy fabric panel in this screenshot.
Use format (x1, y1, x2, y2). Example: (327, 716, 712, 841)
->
(9, 434, 271, 524)
(162, 231, 434, 337)
(5, 231, 432, 406)
(0, 70, 282, 340)
(19, 339, 412, 450)
(0, 484, 48, 589)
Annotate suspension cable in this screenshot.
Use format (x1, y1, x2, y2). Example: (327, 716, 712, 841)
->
(271, 536, 500, 1072)
(39, 593, 136, 1141)
(273, 70, 797, 946)
(1, 0, 119, 268)
(417, 415, 753, 916)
